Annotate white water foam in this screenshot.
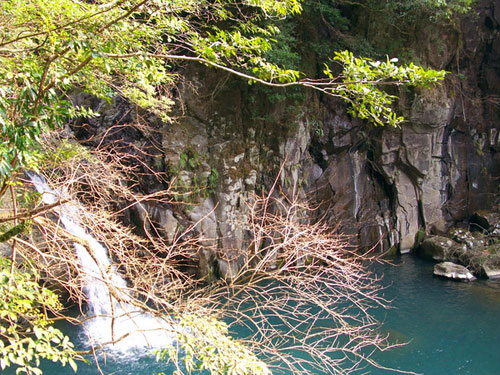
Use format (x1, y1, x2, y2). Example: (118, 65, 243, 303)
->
(29, 173, 174, 354)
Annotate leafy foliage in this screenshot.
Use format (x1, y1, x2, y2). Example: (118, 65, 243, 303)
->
(0, 4, 472, 375)
(270, 0, 474, 77)
(366, 0, 474, 23)
(0, 2, 451, 372)
(328, 51, 446, 126)
(0, 258, 79, 375)
(0, 0, 451, 190)
(159, 314, 271, 375)
(0, 0, 302, 186)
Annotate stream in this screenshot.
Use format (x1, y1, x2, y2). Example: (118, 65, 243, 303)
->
(8, 255, 500, 375)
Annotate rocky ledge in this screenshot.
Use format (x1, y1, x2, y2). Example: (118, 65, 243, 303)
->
(416, 212, 500, 280)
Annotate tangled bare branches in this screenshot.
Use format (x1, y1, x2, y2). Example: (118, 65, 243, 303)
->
(2, 131, 406, 375)
(187, 186, 403, 375)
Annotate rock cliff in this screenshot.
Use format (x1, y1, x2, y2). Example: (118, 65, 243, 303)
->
(75, 0, 500, 277)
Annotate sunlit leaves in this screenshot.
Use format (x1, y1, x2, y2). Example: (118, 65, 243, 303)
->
(0, 0, 450, 187)
(0, 258, 80, 375)
(245, 0, 302, 18)
(391, 0, 473, 22)
(342, 0, 474, 24)
(326, 50, 446, 127)
(0, 0, 308, 185)
(158, 313, 272, 375)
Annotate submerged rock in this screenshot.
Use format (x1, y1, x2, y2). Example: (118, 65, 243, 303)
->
(433, 262, 476, 282)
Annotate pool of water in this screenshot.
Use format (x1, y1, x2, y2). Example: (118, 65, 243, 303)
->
(7, 256, 500, 375)
(368, 256, 500, 375)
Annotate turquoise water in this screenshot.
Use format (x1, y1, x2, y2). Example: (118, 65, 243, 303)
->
(368, 256, 500, 375)
(7, 256, 500, 374)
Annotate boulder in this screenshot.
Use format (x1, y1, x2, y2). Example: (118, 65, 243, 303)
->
(433, 262, 476, 282)
(483, 263, 500, 279)
(449, 228, 485, 250)
(417, 236, 457, 261)
(481, 253, 500, 279)
(470, 212, 500, 232)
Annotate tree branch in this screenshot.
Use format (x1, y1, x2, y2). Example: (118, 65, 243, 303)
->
(0, 199, 70, 223)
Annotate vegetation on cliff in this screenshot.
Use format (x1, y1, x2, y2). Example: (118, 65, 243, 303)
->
(0, 0, 472, 374)
(0, 0, 450, 189)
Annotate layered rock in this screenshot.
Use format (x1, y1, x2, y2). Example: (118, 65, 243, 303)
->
(301, 0, 500, 254)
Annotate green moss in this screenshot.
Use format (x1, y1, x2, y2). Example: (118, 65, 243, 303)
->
(168, 146, 220, 203)
(385, 245, 398, 257)
(227, 160, 253, 180)
(0, 220, 30, 243)
(204, 267, 217, 283)
(412, 228, 427, 252)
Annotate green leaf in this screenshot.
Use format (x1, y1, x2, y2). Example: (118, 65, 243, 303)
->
(68, 357, 77, 373)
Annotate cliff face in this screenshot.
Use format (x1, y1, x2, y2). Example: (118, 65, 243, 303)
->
(310, 0, 500, 253)
(318, 0, 500, 252)
(76, 1, 499, 276)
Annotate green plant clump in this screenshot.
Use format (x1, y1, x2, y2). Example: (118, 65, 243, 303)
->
(158, 314, 271, 375)
(325, 51, 446, 127)
(0, 258, 80, 375)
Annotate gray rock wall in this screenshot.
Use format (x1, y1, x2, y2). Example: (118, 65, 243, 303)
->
(74, 1, 499, 277)
(298, 0, 500, 253)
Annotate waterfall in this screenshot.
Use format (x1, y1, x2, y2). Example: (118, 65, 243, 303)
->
(351, 153, 362, 221)
(29, 173, 173, 354)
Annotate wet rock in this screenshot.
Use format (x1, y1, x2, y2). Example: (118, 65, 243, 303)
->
(417, 236, 457, 261)
(470, 212, 500, 232)
(433, 262, 476, 282)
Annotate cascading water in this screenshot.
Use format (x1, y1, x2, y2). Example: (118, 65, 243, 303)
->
(29, 173, 174, 354)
